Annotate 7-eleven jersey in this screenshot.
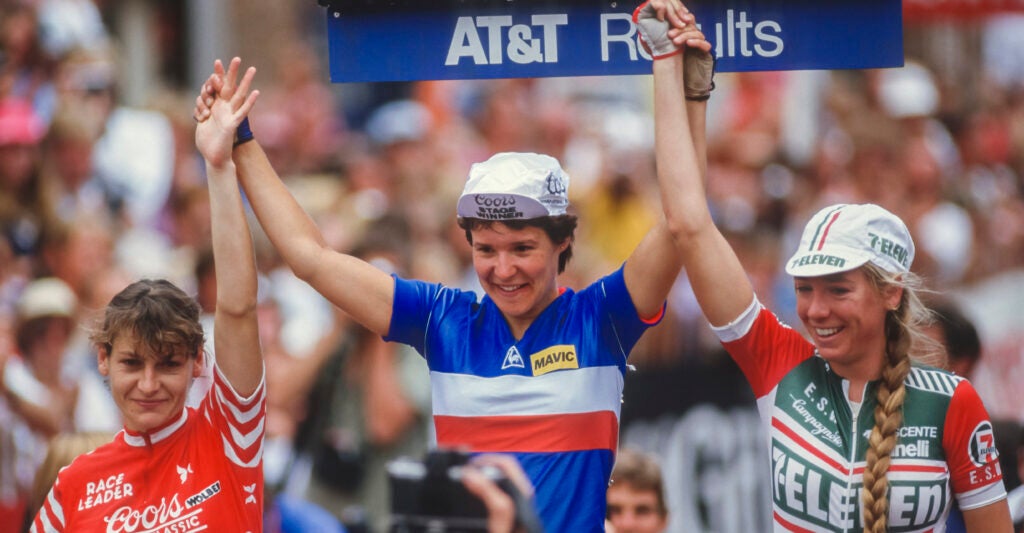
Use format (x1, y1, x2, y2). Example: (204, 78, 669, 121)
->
(385, 265, 661, 533)
(714, 298, 1006, 532)
(30, 365, 266, 533)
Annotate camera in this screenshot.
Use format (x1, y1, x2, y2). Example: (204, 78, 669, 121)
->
(387, 449, 528, 533)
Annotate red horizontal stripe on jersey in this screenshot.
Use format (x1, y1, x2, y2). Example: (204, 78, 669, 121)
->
(775, 511, 819, 533)
(772, 417, 847, 474)
(434, 411, 618, 453)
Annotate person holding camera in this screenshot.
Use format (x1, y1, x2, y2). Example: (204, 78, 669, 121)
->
(461, 454, 539, 533)
(191, 1, 712, 528)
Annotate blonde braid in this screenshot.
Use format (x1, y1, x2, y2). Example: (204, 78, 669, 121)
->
(858, 264, 930, 533)
(860, 346, 910, 532)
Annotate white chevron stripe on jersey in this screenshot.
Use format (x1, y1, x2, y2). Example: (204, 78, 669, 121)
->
(430, 365, 624, 417)
(213, 368, 266, 424)
(906, 367, 963, 397)
(43, 489, 63, 529)
(225, 414, 265, 449)
(223, 434, 264, 468)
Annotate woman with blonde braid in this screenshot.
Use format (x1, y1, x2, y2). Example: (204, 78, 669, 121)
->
(679, 182, 1011, 530)
(654, 1, 1013, 528)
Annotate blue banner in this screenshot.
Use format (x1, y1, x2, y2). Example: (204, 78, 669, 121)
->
(324, 0, 903, 83)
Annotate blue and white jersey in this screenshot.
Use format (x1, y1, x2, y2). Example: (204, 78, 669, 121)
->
(386, 265, 661, 532)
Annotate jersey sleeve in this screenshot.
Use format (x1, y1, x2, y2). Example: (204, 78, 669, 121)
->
(943, 379, 1007, 510)
(712, 297, 815, 398)
(30, 473, 66, 532)
(587, 264, 663, 359)
(384, 275, 445, 353)
(202, 364, 267, 469)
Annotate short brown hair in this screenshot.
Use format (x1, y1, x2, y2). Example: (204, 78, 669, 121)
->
(610, 448, 667, 516)
(89, 279, 204, 360)
(457, 215, 578, 273)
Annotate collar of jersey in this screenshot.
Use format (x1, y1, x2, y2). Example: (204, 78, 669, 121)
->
(122, 408, 189, 447)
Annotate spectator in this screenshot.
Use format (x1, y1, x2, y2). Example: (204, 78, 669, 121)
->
(0, 98, 48, 261)
(22, 431, 112, 532)
(461, 453, 542, 533)
(0, 4, 57, 123)
(0, 277, 77, 527)
(606, 448, 668, 533)
(925, 299, 982, 378)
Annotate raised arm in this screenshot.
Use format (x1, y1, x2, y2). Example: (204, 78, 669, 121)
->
(623, 0, 753, 326)
(194, 60, 263, 396)
(197, 59, 395, 336)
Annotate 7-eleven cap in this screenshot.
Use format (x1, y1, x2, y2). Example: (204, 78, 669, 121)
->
(785, 204, 914, 277)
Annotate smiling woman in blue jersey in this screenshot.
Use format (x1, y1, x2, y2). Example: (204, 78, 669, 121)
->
(190, 1, 714, 529)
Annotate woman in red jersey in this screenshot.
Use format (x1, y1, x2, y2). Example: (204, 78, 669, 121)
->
(30, 60, 267, 533)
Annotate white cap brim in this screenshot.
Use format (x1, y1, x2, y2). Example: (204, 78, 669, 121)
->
(785, 247, 871, 277)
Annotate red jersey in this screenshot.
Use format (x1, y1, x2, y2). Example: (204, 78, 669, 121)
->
(30, 366, 266, 533)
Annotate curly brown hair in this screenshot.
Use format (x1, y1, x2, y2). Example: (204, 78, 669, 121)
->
(89, 279, 205, 360)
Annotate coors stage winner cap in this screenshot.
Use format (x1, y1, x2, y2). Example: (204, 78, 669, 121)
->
(456, 152, 569, 221)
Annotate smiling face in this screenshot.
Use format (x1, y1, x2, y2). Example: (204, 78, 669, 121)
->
(794, 267, 902, 380)
(98, 330, 202, 433)
(470, 222, 567, 336)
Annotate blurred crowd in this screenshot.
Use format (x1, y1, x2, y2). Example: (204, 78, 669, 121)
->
(2, 1, 1023, 531)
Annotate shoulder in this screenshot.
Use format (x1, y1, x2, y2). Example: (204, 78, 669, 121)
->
(905, 364, 966, 398)
(393, 276, 477, 307)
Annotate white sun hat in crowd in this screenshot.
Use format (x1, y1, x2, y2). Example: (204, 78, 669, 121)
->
(785, 203, 915, 277)
(456, 152, 569, 221)
(16, 277, 77, 324)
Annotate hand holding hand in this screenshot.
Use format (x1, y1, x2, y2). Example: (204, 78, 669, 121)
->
(193, 57, 228, 125)
(194, 57, 259, 168)
(633, 0, 695, 59)
(669, 23, 716, 100)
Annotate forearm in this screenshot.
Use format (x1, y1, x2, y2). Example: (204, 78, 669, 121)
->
(653, 55, 707, 232)
(207, 161, 258, 315)
(207, 160, 263, 395)
(686, 98, 708, 182)
(232, 140, 397, 336)
(233, 141, 330, 282)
